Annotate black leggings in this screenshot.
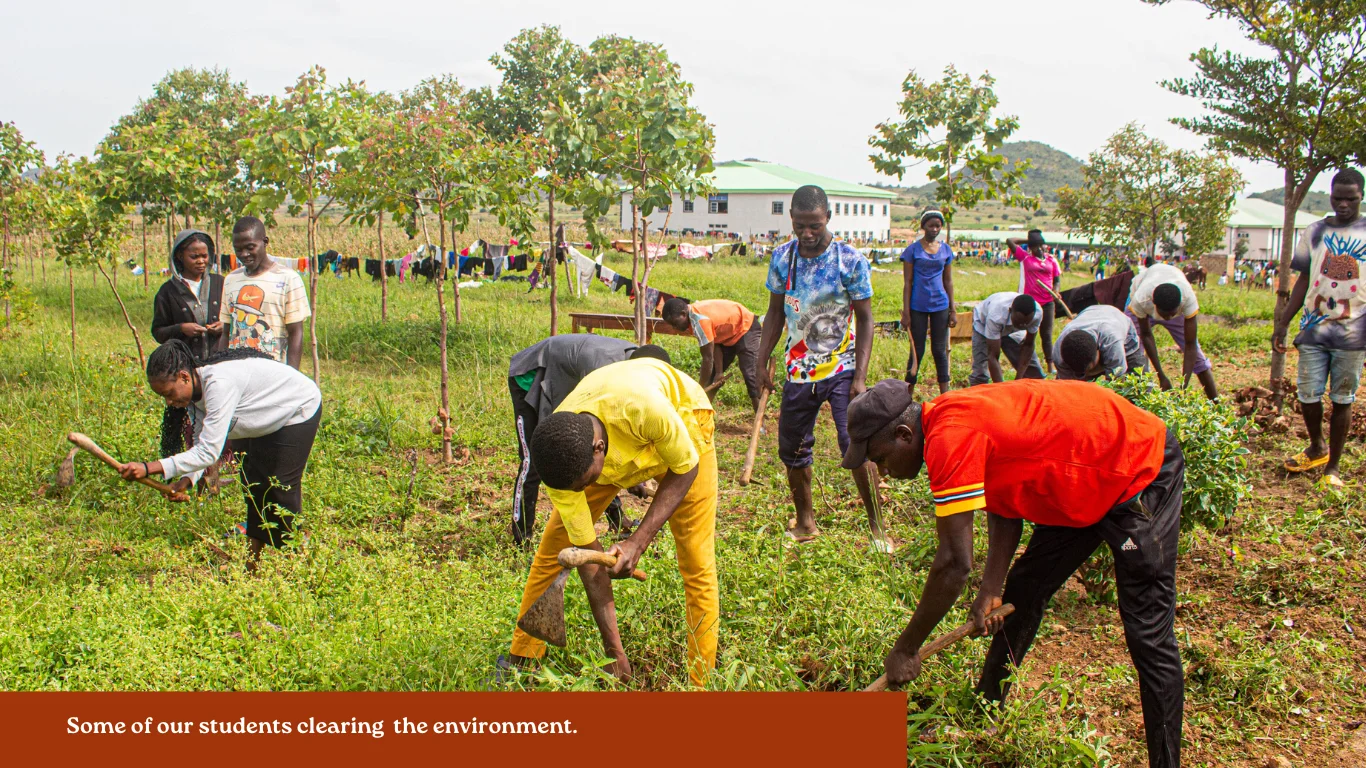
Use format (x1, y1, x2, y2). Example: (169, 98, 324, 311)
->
(1039, 302, 1056, 369)
(906, 309, 951, 386)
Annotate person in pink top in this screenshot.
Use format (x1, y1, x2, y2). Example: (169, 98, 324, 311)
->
(1008, 230, 1063, 375)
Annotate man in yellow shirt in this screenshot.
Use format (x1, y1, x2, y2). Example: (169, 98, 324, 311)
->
(505, 357, 719, 687)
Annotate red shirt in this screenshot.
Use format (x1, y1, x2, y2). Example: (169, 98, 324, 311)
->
(921, 380, 1166, 528)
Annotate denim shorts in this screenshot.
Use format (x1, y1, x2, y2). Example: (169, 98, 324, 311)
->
(1297, 343, 1366, 405)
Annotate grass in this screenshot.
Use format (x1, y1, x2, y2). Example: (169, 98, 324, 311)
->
(0, 218, 1362, 766)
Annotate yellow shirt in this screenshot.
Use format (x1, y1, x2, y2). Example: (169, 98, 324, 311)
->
(546, 358, 714, 546)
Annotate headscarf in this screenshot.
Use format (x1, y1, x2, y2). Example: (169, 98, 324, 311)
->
(170, 229, 214, 325)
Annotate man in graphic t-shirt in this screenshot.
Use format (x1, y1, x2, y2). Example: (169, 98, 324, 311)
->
(1274, 168, 1366, 485)
(217, 216, 311, 368)
(757, 185, 890, 552)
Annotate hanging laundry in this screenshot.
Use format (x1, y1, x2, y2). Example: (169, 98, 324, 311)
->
(612, 274, 631, 294)
(486, 244, 509, 281)
(677, 243, 710, 260)
(642, 287, 662, 317)
(567, 246, 597, 296)
(510, 253, 528, 272)
(599, 264, 619, 288)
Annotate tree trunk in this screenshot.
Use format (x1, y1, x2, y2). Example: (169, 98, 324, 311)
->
(435, 209, 453, 464)
(2, 217, 9, 324)
(213, 220, 221, 273)
(548, 187, 558, 336)
(631, 204, 644, 344)
(378, 211, 387, 322)
(68, 263, 76, 362)
(306, 203, 322, 385)
(944, 143, 954, 243)
(1269, 167, 1314, 390)
(447, 214, 462, 323)
(96, 262, 146, 370)
(141, 214, 148, 289)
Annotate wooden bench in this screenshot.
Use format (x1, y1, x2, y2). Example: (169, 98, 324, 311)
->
(569, 312, 692, 342)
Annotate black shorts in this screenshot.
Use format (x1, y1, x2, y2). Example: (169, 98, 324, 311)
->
(777, 371, 853, 469)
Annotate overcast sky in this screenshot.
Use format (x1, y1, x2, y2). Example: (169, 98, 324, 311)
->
(2, 0, 1325, 195)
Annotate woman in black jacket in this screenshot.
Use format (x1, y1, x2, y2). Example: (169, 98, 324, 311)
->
(152, 229, 224, 458)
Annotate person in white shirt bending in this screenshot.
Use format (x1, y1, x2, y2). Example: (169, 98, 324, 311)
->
(119, 339, 323, 568)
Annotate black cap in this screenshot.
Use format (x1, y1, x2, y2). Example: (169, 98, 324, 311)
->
(841, 379, 916, 469)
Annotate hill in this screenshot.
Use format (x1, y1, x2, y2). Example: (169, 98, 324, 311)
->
(900, 140, 1086, 205)
(1249, 187, 1333, 215)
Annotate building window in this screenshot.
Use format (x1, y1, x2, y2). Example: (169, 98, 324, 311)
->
(882, 205, 888, 215)
(708, 194, 728, 214)
(660, 204, 670, 213)
(772, 201, 784, 215)
(682, 199, 694, 213)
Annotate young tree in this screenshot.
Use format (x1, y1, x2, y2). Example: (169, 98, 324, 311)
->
(241, 66, 359, 384)
(473, 25, 588, 337)
(548, 36, 715, 344)
(97, 68, 257, 280)
(45, 156, 143, 369)
(869, 65, 1035, 240)
(362, 76, 543, 462)
(1057, 124, 1243, 260)
(332, 88, 401, 322)
(1142, 0, 1366, 385)
(0, 122, 44, 323)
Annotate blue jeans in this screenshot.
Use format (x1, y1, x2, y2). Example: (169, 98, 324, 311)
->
(1296, 344, 1366, 405)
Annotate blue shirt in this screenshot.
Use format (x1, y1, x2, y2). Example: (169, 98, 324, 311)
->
(766, 239, 874, 383)
(901, 240, 954, 313)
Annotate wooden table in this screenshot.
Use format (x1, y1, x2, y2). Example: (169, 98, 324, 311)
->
(569, 312, 692, 342)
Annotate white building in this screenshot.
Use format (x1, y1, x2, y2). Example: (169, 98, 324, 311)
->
(1215, 196, 1323, 262)
(620, 160, 897, 241)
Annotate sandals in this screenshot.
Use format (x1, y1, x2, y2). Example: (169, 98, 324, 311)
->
(1320, 474, 1345, 488)
(1284, 452, 1330, 473)
(784, 530, 819, 544)
(870, 538, 898, 555)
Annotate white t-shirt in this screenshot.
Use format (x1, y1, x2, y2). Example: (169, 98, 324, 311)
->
(972, 291, 1042, 342)
(181, 278, 201, 296)
(1128, 263, 1198, 319)
(161, 358, 322, 483)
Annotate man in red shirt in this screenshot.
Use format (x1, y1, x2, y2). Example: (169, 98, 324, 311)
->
(843, 379, 1184, 768)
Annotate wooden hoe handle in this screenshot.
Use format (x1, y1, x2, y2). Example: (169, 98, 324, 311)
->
(67, 432, 180, 495)
(557, 547, 648, 581)
(739, 385, 771, 486)
(863, 603, 1016, 692)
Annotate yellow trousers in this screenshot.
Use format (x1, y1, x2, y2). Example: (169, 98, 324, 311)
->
(510, 443, 719, 687)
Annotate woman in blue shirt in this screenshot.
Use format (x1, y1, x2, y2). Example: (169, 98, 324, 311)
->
(900, 210, 956, 395)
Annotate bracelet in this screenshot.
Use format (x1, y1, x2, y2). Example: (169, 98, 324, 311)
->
(142, 462, 150, 477)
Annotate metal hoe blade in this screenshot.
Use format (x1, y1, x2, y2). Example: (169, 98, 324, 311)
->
(516, 568, 571, 647)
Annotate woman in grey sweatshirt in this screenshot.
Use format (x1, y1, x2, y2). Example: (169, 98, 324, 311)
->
(119, 339, 322, 566)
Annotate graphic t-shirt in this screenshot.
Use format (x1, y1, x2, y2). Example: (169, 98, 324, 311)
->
(1127, 264, 1198, 320)
(901, 240, 954, 313)
(1291, 216, 1366, 349)
(219, 264, 311, 363)
(687, 300, 755, 347)
(766, 239, 874, 383)
(921, 380, 1166, 527)
(1012, 245, 1061, 305)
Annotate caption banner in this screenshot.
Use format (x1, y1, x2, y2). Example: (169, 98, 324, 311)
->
(0, 691, 908, 767)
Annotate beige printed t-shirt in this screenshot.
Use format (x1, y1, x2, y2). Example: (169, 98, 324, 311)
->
(219, 263, 311, 363)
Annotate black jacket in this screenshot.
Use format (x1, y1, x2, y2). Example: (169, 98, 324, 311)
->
(151, 274, 224, 361)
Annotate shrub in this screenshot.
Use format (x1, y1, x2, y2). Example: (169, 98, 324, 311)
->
(1101, 374, 1252, 531)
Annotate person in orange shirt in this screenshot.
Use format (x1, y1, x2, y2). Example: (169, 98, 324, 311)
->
(844, 379, 1185, 768)
(661, 297, 763, 411)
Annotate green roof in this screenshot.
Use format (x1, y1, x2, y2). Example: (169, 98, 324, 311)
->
(707, 160, 897, 199)
(1228, 196, 1323, 229)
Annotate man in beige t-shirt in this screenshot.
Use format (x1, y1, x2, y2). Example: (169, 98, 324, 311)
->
(216, 216, 311, 368)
